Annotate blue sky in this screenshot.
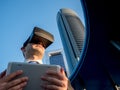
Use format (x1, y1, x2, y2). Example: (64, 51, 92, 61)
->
(0, 0, 85, 72)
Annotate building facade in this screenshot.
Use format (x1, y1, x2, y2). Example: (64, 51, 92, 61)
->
(57, 8, 85, 74)
(43, 49, 70, 76)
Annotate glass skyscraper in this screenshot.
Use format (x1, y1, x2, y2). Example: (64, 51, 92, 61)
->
(57, 8, 85, 74)
(44, 49, 69, 76)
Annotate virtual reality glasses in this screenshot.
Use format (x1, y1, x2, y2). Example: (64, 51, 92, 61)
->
(23, 27, 54, 48)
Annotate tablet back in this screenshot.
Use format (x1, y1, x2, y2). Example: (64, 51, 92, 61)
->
(6, 62, 61, 90)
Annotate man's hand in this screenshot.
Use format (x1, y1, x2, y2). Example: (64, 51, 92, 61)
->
(0, 70, 28, 90)
(41, 68, 68, 90)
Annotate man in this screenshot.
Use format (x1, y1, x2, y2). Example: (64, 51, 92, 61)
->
(0, 26, 74, 90)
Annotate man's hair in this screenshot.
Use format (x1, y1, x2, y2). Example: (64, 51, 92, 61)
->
(23, 26, 54, 48)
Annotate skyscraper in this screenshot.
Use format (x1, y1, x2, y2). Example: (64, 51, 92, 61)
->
(44, 49, 70, 76)
(57, 8, 85, 74)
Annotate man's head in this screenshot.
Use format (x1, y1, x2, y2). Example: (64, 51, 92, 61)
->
(23, 27, 54, 48)
(21, 26, 54, 60)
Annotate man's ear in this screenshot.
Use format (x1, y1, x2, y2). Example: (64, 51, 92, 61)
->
(21, 47, 26, 57)
(21, 47, 25, 51)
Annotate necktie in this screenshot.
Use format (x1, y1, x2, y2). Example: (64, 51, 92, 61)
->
(28, 61, 39, 64)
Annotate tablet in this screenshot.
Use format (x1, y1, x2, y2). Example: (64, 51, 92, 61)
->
(6, 62, 61, 90)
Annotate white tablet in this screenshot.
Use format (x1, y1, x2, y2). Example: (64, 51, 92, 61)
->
(6, 62, 61, 90)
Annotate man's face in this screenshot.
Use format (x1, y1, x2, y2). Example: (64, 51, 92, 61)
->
(23, 42, 45, 59)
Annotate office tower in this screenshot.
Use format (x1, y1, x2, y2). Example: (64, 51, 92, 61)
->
(44, 49, 69, 76)
(57, 8, 85, 74)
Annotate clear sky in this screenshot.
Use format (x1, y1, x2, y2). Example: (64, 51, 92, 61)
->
(0, 0, 85, 72)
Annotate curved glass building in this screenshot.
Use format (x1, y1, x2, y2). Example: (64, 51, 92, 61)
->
(57, 8, 85, 74)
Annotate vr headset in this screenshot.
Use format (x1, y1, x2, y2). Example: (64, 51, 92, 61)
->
(23, 27, 54, 48)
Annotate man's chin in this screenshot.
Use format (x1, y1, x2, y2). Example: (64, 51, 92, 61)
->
(33, 50, 44, 57)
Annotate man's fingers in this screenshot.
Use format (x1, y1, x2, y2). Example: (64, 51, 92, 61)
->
(45, 68, 67, 80)
(60, 68, 66, 76)
(7, 82, 27, 90)
(4, 70, 23, 82)
(0, 69, 6, 78)
(7, 77, 28, 88)
(41, 68, 68, 90)
(5, 77, 28, 90)
(41, 76, 66, 87)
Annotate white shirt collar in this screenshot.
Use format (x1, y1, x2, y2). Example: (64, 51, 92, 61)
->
(24, 59, 43, 64)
